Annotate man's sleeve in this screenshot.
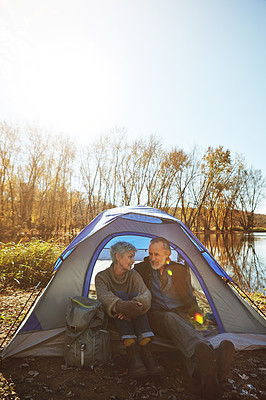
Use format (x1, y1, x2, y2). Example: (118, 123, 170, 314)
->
(134, 259, 148, 282)
(130, 270, 151, 314)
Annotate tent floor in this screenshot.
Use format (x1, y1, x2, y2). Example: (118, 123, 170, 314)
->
(108, 323, 219, 354)
(109, 328, 176, 354)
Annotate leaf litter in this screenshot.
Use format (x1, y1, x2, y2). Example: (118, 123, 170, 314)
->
(0, 289, 266, 400)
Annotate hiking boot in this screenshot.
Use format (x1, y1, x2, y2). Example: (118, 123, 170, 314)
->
(126, 343, 148, 378)
(140, 342, 165, 376)
(194, 342, 220, 400)
(216, 340, 235, 383)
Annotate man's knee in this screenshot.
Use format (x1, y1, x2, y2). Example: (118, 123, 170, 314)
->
(163, 311, 180, 327)
(149, 311, 179, 338)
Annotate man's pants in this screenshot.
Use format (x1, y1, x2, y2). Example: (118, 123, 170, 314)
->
(148, 309, 211, 376)
(114, 291, 154, 342)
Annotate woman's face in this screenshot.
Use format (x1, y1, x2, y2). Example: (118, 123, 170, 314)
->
(116, 250, 135, 272)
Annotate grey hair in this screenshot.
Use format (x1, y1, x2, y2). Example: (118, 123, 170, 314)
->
(110, 241, 137, 264)
(150, 237, 171, 253)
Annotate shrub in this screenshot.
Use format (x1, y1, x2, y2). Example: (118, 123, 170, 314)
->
(0, 239, 64, 290)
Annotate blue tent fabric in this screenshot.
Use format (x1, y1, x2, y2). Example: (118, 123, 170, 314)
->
(63, 206, 175, 251)
(177, 222, 234, 282)
(53, 207, 171, 271)
(53, 206, 233, 282)
(21, 312, 42, 332)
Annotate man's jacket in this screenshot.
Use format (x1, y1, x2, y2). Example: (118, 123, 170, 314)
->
(134, 256, 201, 316)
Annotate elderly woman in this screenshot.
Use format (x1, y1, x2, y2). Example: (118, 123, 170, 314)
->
(95, 241, 163, 378)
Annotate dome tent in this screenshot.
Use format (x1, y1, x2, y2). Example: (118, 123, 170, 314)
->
(1, 206, 266, 359)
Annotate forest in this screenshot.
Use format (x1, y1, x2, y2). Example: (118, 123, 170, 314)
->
(1, 123, 266, 400)
(1, 121, 266, 242)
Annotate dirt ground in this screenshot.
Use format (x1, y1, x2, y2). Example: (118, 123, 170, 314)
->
(0, 289, 266, 400)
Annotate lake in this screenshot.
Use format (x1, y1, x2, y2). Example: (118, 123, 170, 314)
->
(197, 232, 266, 294)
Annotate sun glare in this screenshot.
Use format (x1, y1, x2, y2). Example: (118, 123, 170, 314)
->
(16, 41, 117, 139)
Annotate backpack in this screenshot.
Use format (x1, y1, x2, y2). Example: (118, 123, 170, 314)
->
(64, 296, 112, 368)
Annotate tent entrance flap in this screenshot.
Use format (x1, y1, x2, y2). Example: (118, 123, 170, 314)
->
(83, 232, 224, 334)
(83, 232, 157, 297)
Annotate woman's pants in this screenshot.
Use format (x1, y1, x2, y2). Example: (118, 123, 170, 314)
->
(114, 291, 154, 342)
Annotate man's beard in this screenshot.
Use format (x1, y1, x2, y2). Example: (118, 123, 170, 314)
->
(150, 262, 165, 270)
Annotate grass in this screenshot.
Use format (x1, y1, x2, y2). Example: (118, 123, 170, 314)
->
(0, 238, 65, 290)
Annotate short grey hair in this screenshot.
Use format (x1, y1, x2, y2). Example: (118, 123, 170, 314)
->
(150, 237, 171, 253)
(110, 241, 137, 264)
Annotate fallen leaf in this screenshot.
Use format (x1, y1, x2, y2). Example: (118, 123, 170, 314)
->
(238, 374, 249, 380)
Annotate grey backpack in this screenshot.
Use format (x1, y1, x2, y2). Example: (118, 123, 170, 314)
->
(64, 296, 112, 368)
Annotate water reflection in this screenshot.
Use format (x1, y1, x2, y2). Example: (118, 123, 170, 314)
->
(197, 233, 266, 294)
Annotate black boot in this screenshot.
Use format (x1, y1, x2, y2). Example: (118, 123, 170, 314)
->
(215, 340, 235, 383)
(194, 342, 221, 400)
(126, 343, 148, 378)
(140, 342, 165, 376)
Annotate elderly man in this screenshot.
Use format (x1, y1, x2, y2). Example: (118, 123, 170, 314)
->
(134, 237, 235, 400)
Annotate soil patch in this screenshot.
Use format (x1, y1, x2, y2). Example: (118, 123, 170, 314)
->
(1, 289, 266, 400)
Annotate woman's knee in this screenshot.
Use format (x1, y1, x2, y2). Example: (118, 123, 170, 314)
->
(115, 291, 138, 300)
(115, 291, 129, 300)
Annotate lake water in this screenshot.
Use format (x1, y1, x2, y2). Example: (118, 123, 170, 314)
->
(197, 232, 266, 294)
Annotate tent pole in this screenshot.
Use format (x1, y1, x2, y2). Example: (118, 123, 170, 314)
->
(0, 283, 44, 350)
(0, 256, 62, 351)
(230, 282, 266, 318)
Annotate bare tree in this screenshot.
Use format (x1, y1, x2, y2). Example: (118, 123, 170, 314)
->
(237, 167, 266, 231)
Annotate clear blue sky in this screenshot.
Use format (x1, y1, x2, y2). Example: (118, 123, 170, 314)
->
(1, 0, 266, 212)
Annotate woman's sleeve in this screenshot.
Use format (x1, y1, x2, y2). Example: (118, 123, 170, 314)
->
(95, 273, 119, 318)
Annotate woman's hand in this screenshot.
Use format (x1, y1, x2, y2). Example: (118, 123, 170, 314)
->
(117, 312, 131, 321)
(116, 299, 144, 319)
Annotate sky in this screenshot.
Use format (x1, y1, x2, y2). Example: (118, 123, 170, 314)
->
(1, 0, 266, 212)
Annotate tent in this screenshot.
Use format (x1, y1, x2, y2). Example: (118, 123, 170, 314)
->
(1, 206, 266, 359)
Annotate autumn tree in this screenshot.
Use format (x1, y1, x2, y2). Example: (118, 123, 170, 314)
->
(1, 121, 266, 239)
(17, 125, 50, 230)
(171, 146, 202, 228)
(0, 122, 20, 231)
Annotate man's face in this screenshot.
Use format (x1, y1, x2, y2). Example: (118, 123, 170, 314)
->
(148, 242, 170, 270)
